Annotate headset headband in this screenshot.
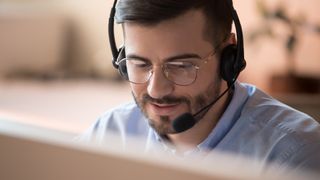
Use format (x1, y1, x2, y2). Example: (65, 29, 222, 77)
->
(109, 0, 119, 68)
(226, 0, 245, 72)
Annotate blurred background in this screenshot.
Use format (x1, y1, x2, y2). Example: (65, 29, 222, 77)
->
(0, 0, 319, 135)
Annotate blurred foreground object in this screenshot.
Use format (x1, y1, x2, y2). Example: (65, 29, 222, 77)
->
(0, 119, 319, 180)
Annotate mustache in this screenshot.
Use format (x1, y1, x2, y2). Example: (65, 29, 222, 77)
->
(142, 94, 190, 105)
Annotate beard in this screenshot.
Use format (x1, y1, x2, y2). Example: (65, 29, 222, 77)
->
(133, 78, 222, 135)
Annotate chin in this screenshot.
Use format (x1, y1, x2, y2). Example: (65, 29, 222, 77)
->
(146, 114, 175, 134)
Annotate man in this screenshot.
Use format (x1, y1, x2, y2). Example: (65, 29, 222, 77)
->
(82, 0, 320, 172)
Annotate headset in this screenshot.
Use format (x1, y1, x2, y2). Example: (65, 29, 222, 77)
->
(108, 0, 246, 87)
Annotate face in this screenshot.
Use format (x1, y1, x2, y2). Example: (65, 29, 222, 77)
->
(123, 10, 223, 135)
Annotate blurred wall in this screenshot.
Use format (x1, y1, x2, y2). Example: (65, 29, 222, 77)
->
(0, 1, 67, 77)
(55, 0, 122, 78)
(0, 0, 120, 79)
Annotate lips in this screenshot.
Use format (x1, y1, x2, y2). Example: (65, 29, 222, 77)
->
(148, 103, 181, 116)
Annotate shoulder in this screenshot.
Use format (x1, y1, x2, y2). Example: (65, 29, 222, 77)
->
(99, 102, 142, 123)
(80, 102, 150, 142)
(238, 84, 320, 169)
(242, 85, 319, 134)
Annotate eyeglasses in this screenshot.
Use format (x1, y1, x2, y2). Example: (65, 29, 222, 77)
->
(116, 49, 218, 86)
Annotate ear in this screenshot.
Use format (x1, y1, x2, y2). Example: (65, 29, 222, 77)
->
(227, 33, 236, 45)
(219, 33, 236, 50)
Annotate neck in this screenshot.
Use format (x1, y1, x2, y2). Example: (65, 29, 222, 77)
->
(167, 85, 233, 152)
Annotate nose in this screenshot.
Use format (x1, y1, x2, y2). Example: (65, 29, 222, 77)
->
(147, 66, 174, 99)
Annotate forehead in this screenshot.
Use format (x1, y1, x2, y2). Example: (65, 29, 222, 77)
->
(123, 9, 214, 61)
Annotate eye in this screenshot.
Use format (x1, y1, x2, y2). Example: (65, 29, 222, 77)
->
(166, 61, 194, 70)
(128, 59, 151, 68)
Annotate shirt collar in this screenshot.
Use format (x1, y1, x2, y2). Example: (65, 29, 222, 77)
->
(198, 82, 253, 150)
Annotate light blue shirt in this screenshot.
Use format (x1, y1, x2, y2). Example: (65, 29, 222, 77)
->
(81, 82, 320, 171)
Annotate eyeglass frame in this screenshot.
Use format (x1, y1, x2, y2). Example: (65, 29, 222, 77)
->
(115, 45, 221, 86)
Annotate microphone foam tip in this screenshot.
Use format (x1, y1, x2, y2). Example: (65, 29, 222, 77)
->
(172, 113, 196, 133)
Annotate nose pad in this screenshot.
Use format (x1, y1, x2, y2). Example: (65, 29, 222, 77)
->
(146, 70, 154, 82)
(163, 68, 170, 79)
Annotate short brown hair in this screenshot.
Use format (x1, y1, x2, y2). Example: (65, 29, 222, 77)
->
(115, 0, 233, 46)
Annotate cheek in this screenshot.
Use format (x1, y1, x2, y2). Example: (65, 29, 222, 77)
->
(184, 68, 221, 108)
(193, 61, 220, 89)
(130, 84, 146, 99)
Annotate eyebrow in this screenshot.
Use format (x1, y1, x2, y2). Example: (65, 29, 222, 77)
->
(126, 53, 202, 62)
(126, 54, 149, 62)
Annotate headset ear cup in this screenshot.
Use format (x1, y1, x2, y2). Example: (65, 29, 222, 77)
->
(112, 46, 126, 69)
(220, 45, 238, 84)
(117, 46, 126, 61)
(115, 47, 129, 80)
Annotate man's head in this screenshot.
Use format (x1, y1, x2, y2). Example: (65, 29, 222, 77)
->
(113, 0, 236, 136)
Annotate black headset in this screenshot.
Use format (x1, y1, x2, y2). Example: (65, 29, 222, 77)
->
(108, 0, 246, 87)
